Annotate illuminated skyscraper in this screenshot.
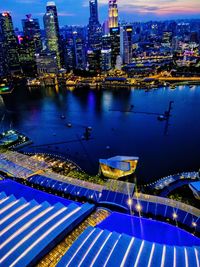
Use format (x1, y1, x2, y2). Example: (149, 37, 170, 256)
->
(0, 12, 21, 75)
(88, 0, 102, 51)
(46, 1, 59, 35)
(44, 2, 61, 68)
(108, 0, 118, 29)
(0, 37, 6, 76)
(18, 35, 37, 75)
(120, 25, 133, 64)
(22, 14, 42, 52)
(110, 27, 120, 68)
(87, 0, 102, 72)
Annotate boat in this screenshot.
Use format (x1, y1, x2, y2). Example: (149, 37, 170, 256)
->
(157, 115, 166, 121)
(0, 78, 14, 94)
(170, 85, 176, 90)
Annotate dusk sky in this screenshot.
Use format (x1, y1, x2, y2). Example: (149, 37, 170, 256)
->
(1, 0, 200, 29)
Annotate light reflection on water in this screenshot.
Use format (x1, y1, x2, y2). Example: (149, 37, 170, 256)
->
(0, 84, 200, 183)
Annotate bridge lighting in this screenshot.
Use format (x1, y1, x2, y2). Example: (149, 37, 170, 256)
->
(192, 222, 197, 227)
(136, 203, 142, 212)
(127, 198, 133, 206)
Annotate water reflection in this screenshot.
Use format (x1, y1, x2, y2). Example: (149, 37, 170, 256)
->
(1, 82, 200, 183)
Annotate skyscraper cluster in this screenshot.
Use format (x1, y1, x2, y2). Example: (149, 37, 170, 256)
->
(0, 0, 124, 76)
(0, 0, 199, 77)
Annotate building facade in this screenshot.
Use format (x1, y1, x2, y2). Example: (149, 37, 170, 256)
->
(22, 14, 42, 52)
(108, 0, 119, 29)
(44, 2, 61, 68)
(0, 12, 21, 75)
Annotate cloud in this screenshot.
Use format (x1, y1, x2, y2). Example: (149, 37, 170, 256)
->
(97, 0, 200, 15)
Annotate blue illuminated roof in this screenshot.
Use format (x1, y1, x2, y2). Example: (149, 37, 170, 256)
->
(56, 226, 200, 267)
(98, 212, 200, 246)
(0, 184, 94, 267)
(190, 181, 200, 192)
(0, 179, 77, 206)
(27, 175, 100, 202)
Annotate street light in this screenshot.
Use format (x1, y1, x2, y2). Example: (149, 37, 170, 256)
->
(127, 198, 133, 206)
(136, 203, 142, 212)
(192, 222, 197, 228)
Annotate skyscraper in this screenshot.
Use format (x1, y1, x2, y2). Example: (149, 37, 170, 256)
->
(88, 0, 102, 51)
(108, 0, 118, 29)
(18, 35, 37, 75)
(0, 12, 21, 75)
(120, 25, 133, 64)
(0, 35, 6, 77)
(110, 27, 120, 68)
(46, 1, 59, 35)
(44, 2, 61, 68)
(22, 14, 42, 52)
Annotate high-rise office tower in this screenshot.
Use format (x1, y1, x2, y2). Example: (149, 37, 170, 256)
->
(88, 0, 102, 51)
(73, 31, 87, 70)
(46, 1, 59, 35)
(120, 25, 133, 64)
(110, 27, 120, 68)
(0, 36, 6, 76)
(0, 12, 21, 75)
(22, 14, 42, 52)
(18, 35, 37, 75)
(87, 49, 101, 73)
(44, 1, 61, 68)
(87, 0, 102, 72)
(101, 49, 111, 71)
(108, 0, 118, 29)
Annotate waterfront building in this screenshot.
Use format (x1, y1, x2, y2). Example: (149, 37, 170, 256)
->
(64, 27, 87, 70)
(0, 12, 21, 75)
(99, 156, 139, 179)
(110, 27, 120, 68)
(101, 49, 112, 71)
(72, 31, 87, 70)
(87, 49, 101, 73)
(36, 51, 58, 75)
(43, 2, 61, 68)
(18, 35, 37, 75)
(22, 14, 42, 52)
(120, 25, 133, 64)
(108, 0, 119, 29)
(88, 0, 102, 51)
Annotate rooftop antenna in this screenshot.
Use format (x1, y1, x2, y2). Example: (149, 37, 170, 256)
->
(26, 14, 32, 21)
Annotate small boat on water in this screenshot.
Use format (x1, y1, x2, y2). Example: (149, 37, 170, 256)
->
(170, 85, 176, 90)
(157, 115, 167, 121)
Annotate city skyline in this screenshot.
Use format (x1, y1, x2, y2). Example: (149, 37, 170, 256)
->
(1, 0, 200, 29)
